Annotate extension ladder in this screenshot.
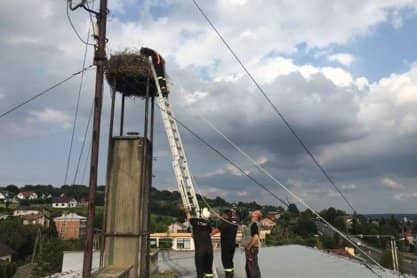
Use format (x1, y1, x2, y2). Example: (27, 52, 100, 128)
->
(149, 59, 200, 217)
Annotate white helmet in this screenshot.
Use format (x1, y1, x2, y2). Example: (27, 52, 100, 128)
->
(201, 207, 211, 219)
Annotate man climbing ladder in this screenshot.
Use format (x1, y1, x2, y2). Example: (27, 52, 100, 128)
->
(144, 46, 200, 217)
(140, 47, 169, 96)
(145, 47, 217, 277)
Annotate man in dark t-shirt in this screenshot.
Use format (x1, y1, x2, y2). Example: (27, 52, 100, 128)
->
(187, 208, 213, 278)
(242, 210, 262, 278)
(212, 210, 238, 278)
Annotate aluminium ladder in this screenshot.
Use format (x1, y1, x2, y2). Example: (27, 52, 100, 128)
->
(149, 59, 200, 217)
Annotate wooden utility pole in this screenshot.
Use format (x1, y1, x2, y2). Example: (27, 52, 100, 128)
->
(82, 0, 108, 276)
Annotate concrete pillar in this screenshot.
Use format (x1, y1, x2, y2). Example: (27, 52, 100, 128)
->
(100, 136, 151, 278)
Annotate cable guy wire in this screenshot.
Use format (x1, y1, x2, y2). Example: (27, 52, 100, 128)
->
(158, 101, 384, 272)
(64, 13, 93, 185)
(0, 65, 94, 120)
(191, 0, 357, 214)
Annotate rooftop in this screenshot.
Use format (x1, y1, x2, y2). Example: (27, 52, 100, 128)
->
(158, 245, 401, 278)
(54, 213, 86, 221)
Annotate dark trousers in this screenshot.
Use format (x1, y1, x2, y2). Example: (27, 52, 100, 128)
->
(245, 247, 261, 278)
(221, 243, 235, 277)
(154, 65, 168, 96)
(195, 248, 213, 278)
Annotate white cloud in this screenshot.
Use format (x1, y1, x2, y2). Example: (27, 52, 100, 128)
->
(1, 0, 417, 211)
(27, 108, 72, 129)
(394, 192, 417, 200)
(381, 178, 405, 189)
(328, 53, 356, 67)
(341, 184, 357, 190)
(185, 90, 209, 105)
(237, 191, 248, 197)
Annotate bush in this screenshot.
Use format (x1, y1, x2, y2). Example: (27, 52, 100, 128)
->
(380, 248, 403, 272)
(0, 263, 17, 278)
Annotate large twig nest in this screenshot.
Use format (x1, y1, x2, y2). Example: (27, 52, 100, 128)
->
(105, 49, 157, 97)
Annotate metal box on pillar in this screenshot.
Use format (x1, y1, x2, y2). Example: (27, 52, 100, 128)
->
(97, 50, 157, 278)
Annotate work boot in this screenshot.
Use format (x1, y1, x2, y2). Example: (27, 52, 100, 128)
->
(225, 270, 234, 278)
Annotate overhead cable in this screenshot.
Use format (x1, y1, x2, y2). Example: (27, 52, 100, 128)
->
(66, 0, 95, 46)
(158, 101, 384, 272)
(195, 113, 385, 271)
(72, 101, 94, 185)
(0, 65, 94, 120)
(191, 0, 357, 214)
(64, 10, 94, 185)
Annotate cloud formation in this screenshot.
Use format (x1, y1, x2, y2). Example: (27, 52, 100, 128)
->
(0, 0, 417, 213)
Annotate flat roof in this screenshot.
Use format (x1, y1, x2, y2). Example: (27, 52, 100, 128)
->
(158, 245, 401, 278)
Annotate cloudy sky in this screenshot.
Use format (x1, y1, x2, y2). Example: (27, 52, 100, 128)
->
(1, 0, 417, 213)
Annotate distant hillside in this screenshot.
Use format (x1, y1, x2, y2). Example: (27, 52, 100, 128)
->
(0, 184, 284, 219)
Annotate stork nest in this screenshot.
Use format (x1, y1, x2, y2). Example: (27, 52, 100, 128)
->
(105, 49, 157, 97)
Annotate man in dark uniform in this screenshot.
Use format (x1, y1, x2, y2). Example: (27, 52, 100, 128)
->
(187, 208, 214, 278)
(140, 47, 169, 96)
(211, 210, 238, 278)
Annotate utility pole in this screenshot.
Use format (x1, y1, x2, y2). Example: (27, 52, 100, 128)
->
(82, 0, 108, 276)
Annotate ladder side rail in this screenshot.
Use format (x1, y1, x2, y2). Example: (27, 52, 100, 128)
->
(158, 98, 191, 210)
(149, 59, 200, 215)
(161, 98, 200, 213)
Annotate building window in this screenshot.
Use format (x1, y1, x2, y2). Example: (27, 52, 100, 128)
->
(177, 238, 191, 250)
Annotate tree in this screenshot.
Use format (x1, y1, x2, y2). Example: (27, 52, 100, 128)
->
(0, 263, 17, 278)
(0, 219, 37, 260)
(320, 207, 337, 225)
(334, 216, 347, 232)
(33, 237, 64, 277)
(380, 248, 403, 271)
(288, 204, 299, 216)
(5, 185, 19, 194)
(294, 215, 317, 237)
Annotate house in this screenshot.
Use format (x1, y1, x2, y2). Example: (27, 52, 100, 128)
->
(21, 213, 50, 228)
(0, 242, 15, 263)
(150, 231, 243, 251)
(40, 193, 53, 200)
(54, 213, 87, 240)
(79, 198, 89, 206)
(167, 221, 188, 233)
(261, 217, 277, 230)
(0, 191, 14, 202)
(13, 207, 50, 228)
(16, 191, 38, 200)
(267, 211, 281, 220)
(13, 206, 43, 217)
(52, 197, 78, 208)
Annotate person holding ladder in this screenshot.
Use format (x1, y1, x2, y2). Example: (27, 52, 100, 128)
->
(211, 209, 238, 278)
(187, 208, 214, 278)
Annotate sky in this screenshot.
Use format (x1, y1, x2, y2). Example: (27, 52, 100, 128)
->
(0, 0, 417, 213)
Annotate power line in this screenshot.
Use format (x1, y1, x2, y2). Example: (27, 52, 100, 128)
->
(81, 140, 92, 185)
(158, 104, 291, 208)
(66, 0, 95, 46)
(191, 0, 357, 214)
(159, 103, 384, 272)
(72, 101, 94, 185)
(64, 10, 93, 185)
(0, 65, 94, 120)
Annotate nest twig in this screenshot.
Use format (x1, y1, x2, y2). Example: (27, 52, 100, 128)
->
(105, 49, 157, 97)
